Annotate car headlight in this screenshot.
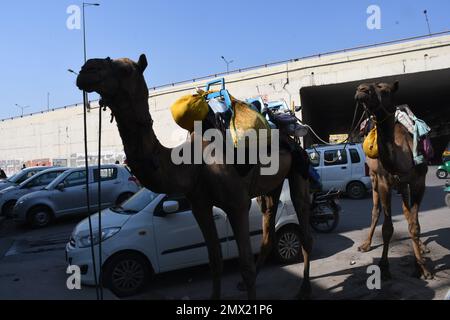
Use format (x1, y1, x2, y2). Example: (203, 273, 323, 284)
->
(76, 227, 121, 248)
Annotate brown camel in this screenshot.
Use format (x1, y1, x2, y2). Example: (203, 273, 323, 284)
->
(355, 81, 432, 280)
(76, 54, 312, 299)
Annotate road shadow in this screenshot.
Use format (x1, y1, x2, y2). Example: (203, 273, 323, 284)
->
(131, 257, 315, 300)
(310, 256, 437, 300)
(422, 228, 450, 252)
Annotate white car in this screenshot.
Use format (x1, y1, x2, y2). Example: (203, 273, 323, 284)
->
(307, 143, 371, 199)
(66, 181, 301, 297)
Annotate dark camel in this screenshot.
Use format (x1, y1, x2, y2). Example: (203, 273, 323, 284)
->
(76, 54, 312, 299)
(355, 81, 432, 280)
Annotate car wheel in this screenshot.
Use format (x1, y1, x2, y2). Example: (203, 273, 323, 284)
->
(346, 181, 366, 199)
(103, 252, 152, 297)
(436, 169, 448, 179)
(275, 226, 301, 264)
(116, 193, 134, 206)
(2, 201, 16, 218)
(28, 206, 52, 228)
(445, 194, 450, 208)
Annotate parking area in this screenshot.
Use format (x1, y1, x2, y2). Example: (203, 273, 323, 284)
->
(0, 167, 448, 300)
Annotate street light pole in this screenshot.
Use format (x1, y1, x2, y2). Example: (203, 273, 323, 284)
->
(221, 55, 234, 73)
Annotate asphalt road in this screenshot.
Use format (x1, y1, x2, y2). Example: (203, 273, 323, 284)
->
(0, 167, 448, 300)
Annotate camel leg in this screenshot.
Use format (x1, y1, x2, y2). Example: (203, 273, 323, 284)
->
(419, 240, 431, 254)
(255, 185, 283, 273)
(378, 181, 393, 280)
(236, 186, 283, 292)
(358, 173, 380, 252)
(191, 202, 223, 300)
(289, 173, 313, 299)
(227, 204, 257, 300)
(401, 196, 433, 279)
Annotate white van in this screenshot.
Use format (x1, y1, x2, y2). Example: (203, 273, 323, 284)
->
(306, 143, 371, 199)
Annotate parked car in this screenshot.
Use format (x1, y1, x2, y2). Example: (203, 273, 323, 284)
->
(0, 167, 50, 192)
(13, 165, 140, 228)
(0, 167, 69, 217)
(306, 143, 371, 199)
(66, 181, 303, 297)
(436, 161, 450, 179)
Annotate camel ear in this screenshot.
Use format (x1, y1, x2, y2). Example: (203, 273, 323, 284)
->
(392, 81, 399, 92)
(138, 54, 148, 73)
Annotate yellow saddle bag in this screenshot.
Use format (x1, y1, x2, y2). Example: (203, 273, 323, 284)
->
(170, 91, 209, 132)
(363, 127, 379, 159)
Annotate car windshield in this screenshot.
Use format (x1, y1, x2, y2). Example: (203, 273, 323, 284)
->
(6, 171, 30, 184)
(111, 188, 157, 215)
(20, 170, 66, 189)
(5, 172, 19, 183)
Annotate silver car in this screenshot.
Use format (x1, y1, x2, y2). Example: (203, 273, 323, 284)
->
(13, 165, 140, 228)
(0, 167, 69, 217)
(0, 167, 50, 192)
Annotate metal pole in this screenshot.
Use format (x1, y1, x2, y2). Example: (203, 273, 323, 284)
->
(82, 1, 100, 300)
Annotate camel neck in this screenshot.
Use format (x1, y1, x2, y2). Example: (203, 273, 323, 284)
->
(111, 96, 191, 194)
(374, 102, 397, 173)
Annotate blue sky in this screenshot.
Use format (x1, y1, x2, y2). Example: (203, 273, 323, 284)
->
(0, 0, 449, 119)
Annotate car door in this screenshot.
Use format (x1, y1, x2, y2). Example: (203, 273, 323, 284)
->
(91, 167, 119, 209)
(349, 148, 364, 179)
(320, 148, 350, 191)
(51, 170, 88, 216)
(153, 194, 228, 272)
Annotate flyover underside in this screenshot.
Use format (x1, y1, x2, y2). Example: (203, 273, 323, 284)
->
(300, 68, 450, 163)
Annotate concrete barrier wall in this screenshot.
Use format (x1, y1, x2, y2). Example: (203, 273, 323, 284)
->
(1, 34, 450, 176)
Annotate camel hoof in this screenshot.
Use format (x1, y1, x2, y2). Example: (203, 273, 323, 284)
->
(379, 264, 392, 281)
(295, 283, 312, 300)
(358, 243, 372, 252)
(236, 281, 247, 292)
(421, 246, 431, 255)
(420, 268, 434, 280)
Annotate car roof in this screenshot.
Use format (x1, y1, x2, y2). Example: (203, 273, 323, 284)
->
(23, 166, 52, 171)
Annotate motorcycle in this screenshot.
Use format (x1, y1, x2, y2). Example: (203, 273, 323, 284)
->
(310, 189, 342, 233)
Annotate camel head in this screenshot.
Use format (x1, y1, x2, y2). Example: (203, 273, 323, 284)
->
(355, 81, 399, 116)
(76, 54, 151, 125)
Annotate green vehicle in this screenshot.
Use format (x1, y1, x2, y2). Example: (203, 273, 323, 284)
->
(437, 161, 450, 179)
(445, 182, 450, 208)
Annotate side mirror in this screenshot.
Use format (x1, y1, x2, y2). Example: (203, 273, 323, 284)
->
(56, 183, 65, 191)
(163, 201, 179, 214)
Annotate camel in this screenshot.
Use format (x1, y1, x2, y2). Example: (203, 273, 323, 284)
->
(354, 81, 432, 280)
(76, 54, 312, 299)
